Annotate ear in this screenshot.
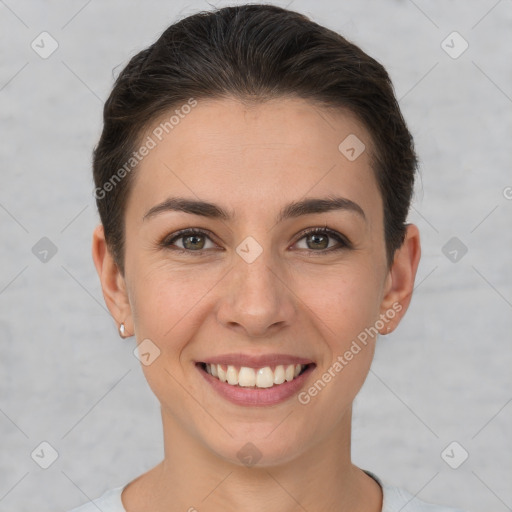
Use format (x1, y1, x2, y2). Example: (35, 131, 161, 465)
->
(91, 224, 133, 337)
(378, 223, 421, 334)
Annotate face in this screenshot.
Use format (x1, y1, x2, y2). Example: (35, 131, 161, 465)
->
(94, 96, 420, 467)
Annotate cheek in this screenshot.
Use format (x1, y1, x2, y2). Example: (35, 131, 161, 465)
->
(129, 255, 383, 354)
(295, 263, 382, 345)
(129, 262, 222, 348)
(128, 267, 219, 414)
(293, 267, 381, 421)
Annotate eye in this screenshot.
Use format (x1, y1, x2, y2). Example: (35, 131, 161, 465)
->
(161, 226, 351, 255)
(293, 226, 351, 253)
(161, 229, 217, 253)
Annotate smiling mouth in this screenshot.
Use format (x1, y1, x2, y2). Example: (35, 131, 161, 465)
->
(197, 362, 312, 389)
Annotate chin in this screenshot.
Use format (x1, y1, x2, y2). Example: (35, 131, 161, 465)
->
(204, 421, 313, 469)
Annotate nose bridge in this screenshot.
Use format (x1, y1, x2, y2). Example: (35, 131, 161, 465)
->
(237, 245, 277, 295)
(234, 237, 282, 308)
(217, 235, 294, 335)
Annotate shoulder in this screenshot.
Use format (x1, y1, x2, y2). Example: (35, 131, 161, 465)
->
(365, 471, 468, 512)
(381, 484, 467, 512)
(66, 475, 469, 512)
(66, 486, 125, 512)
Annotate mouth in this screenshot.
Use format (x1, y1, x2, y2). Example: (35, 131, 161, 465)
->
(198, 362, 312, 388)
(195, 357, 316, 406)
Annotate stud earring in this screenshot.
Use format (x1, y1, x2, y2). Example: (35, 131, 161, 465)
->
(119, 323, 126, 338)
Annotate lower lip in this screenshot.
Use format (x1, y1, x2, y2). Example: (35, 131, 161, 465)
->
(197, 363, 315, 407)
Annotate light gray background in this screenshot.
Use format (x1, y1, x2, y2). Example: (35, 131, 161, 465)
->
(1, 1, 511, 511)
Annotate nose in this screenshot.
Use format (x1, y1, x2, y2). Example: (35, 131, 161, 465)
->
(215, 246, 297, 339)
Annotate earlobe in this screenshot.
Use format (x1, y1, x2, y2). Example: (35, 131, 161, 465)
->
(378, 224, 421, 334)
(91, 224, 133, 337)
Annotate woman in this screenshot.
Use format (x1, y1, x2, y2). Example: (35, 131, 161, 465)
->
(71, 4, 466, 511)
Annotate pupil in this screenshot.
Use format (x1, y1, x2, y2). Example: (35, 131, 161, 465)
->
(184, 234, 204, 250)
(309, 233, 327, 249)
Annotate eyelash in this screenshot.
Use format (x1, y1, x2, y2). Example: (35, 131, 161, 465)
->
(160, 226, 352, 256)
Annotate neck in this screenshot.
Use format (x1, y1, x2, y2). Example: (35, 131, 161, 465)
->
(122, 406, 382, 512)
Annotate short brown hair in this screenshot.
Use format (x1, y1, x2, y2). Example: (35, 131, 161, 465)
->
(93, 3, 418, 275)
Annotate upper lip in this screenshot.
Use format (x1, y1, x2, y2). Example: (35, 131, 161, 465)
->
(198, 353, 315, 368)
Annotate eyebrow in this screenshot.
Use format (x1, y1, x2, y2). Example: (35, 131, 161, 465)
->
(142, 195, 366, 223)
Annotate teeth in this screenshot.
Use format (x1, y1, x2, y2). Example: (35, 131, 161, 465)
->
(256, 367, 274, 388)
(226, 365, 238, 385)
(204, 363, 307, 388)
(273, 365, 285, 384)
(238, 366, 256, 387)
(217, 365, 227, 382)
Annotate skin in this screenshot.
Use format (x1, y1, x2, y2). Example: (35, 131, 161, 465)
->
(92, 96, 421, 512)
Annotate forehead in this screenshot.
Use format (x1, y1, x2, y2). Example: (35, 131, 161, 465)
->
(127, 96, 382, 226)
